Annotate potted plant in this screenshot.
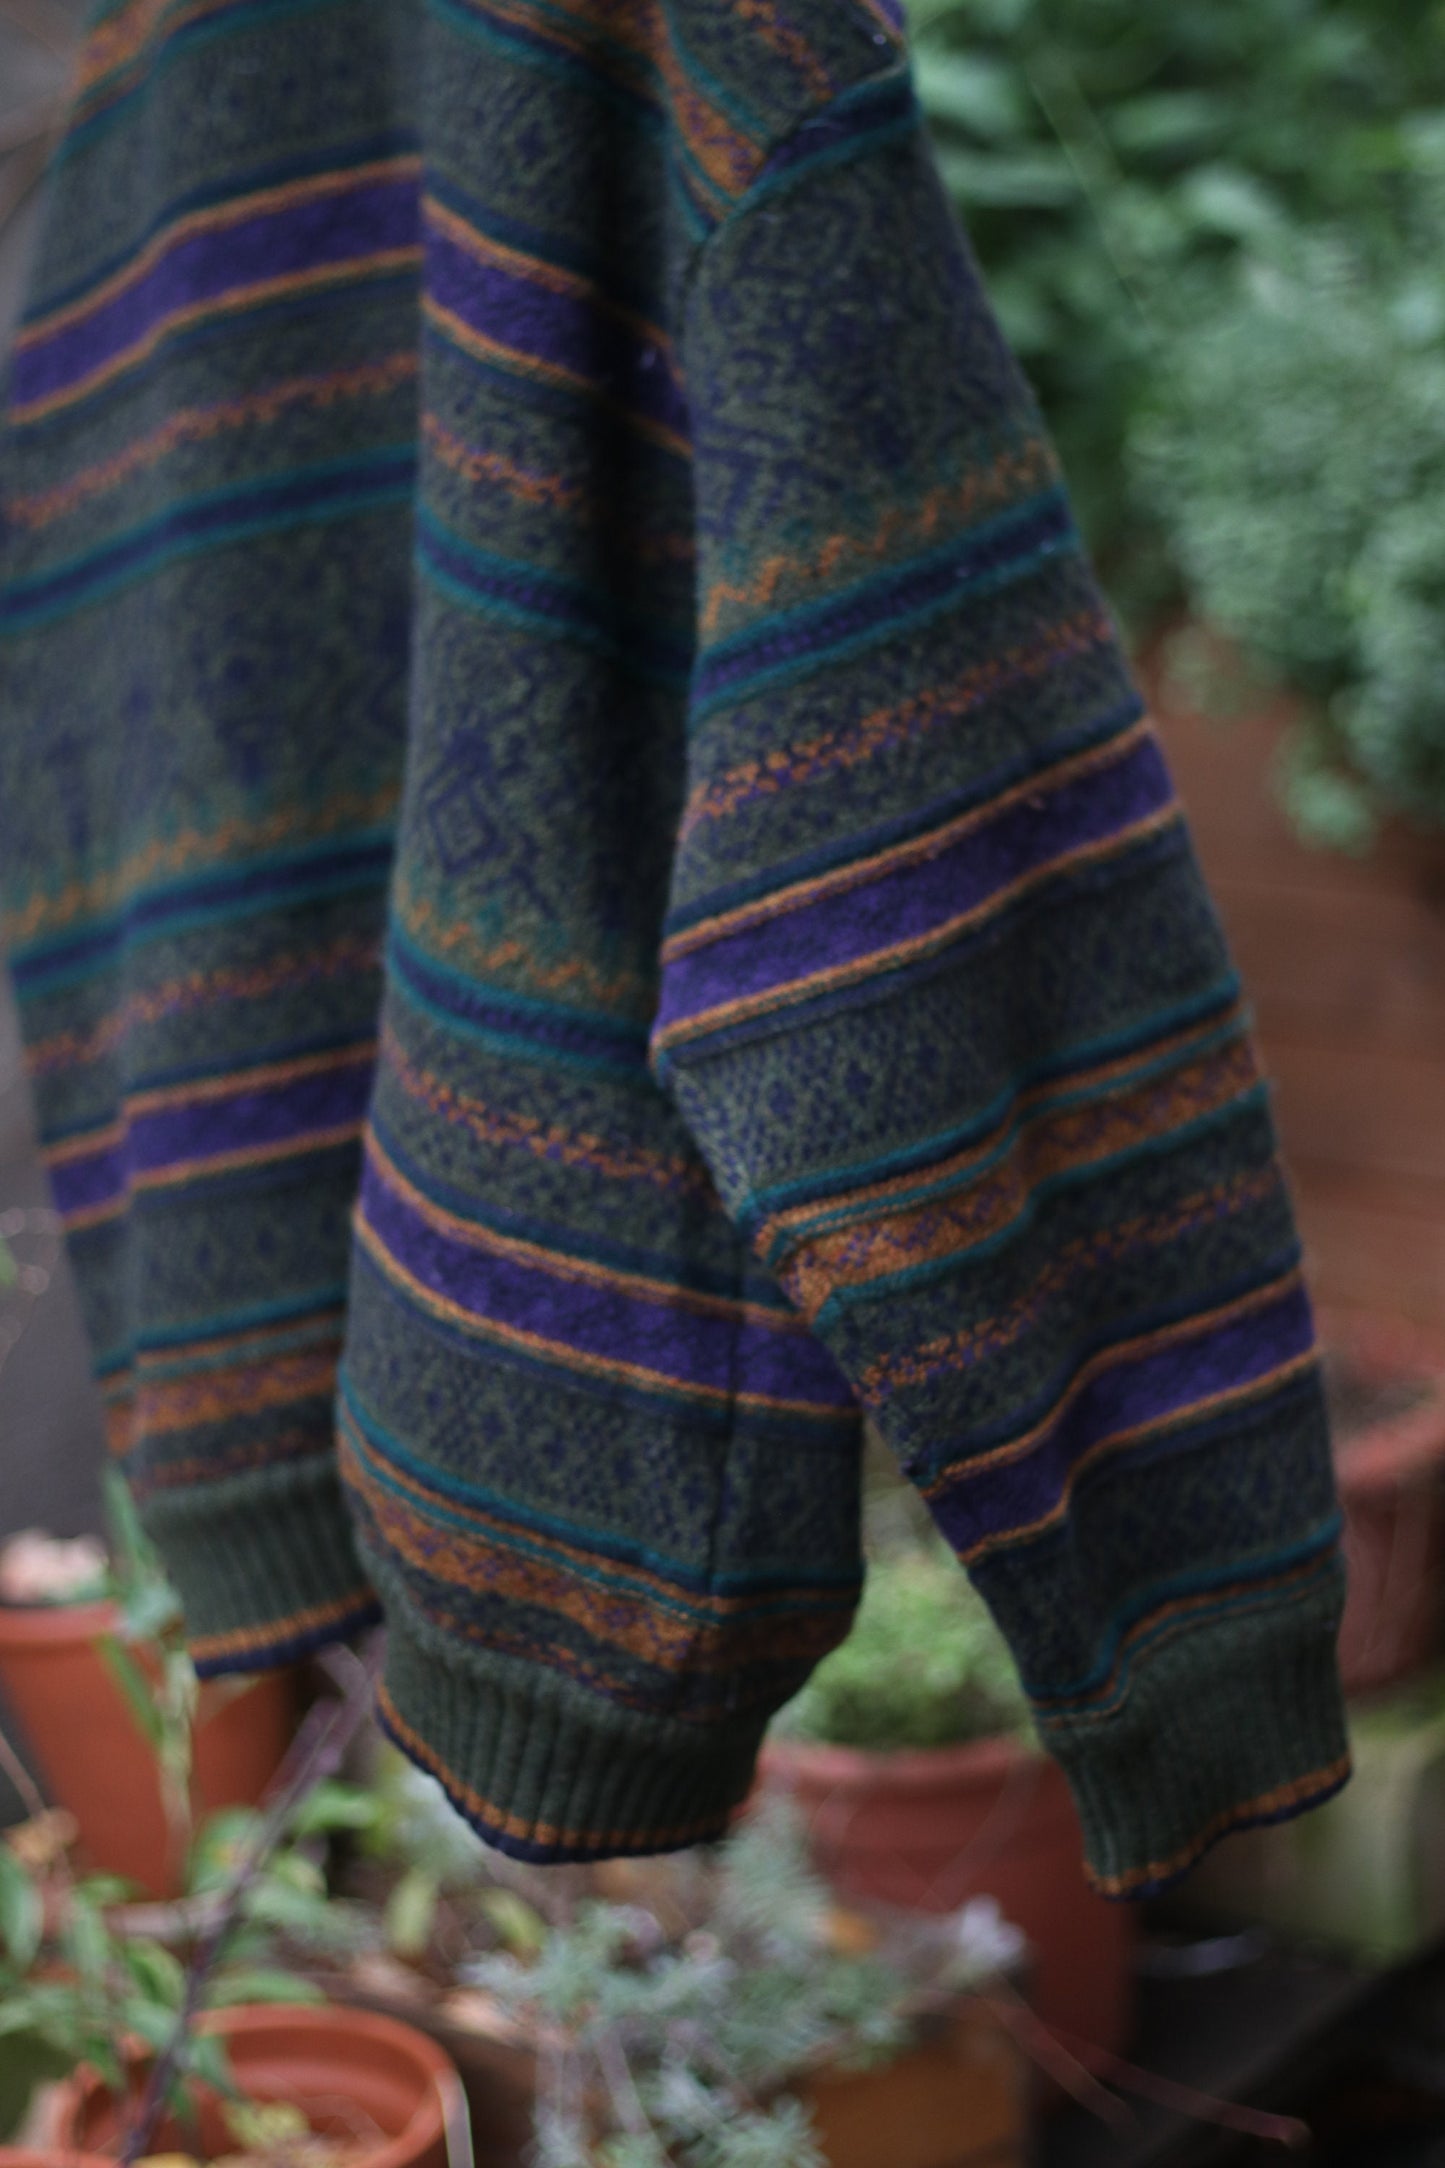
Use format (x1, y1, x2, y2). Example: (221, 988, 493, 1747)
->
(0, 1642, 465, 2168)
(427, 1795, 1030, 2168)
(0, 1473, 298, 1897)
(296, 1747, 1031, 2168)
(759, 1541, 1136, 2059)
(1327, 1315, 1445, 1697)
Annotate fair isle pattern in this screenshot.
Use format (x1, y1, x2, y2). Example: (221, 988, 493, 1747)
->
(0, 0, 1347, 1883)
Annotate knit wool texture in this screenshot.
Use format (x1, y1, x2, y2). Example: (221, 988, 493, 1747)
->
(0, 0, 1348, 1893)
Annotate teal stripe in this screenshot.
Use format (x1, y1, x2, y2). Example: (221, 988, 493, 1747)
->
(389, 920, 649, 1045)
(11, 824, 395, 977)
(812, 1084, 1272, 1329)
(1027, 1511, 1342, 1709)
(55, 0, 351, 168)
(93, 1282, 350, 1374)
(342, 1373, 856, 1600)
(2, 470, 414, 635)
(740, 108, 921, 214)
(690, 540, 1080, 725)
(740, 971, 1243, 1231)
(764, 1010, 1252, 1261)
(390, 965, 654, 1088)
(416, 551, 691, 691)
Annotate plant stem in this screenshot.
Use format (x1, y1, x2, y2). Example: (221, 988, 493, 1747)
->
(120, 1634, 384, 2161)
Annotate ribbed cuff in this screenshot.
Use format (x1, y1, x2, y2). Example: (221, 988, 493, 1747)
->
(377, 1585, 768, 1862)
(137, 1456, 379, 1676)
(1043, 1568, 1350, 1899)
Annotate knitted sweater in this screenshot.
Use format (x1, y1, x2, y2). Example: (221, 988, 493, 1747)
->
(0, 0, 1348, 1892)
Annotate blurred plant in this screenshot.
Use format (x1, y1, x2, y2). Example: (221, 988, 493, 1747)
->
(770, 1541, 1031, 1754)
(913, 0, 1445, 586)
(0, 1703, 371, 2143)
(1136, 210, 1445, 846)
(461, 1795, 1001, 2168)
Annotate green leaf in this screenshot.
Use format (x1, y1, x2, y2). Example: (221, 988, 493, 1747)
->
(914, 51, 1030, 139)
(122, 1938, 186, 2009)
(289, 1780, 383, 1838)
(933, 145, 1077, 208)
(206, 1967, 326, 2006)
(94, 1636, 166, 1753)
(0, 1851, 42, 1970)
(384, 1865, 439, 1958)
(479, 1887, 548, 1959)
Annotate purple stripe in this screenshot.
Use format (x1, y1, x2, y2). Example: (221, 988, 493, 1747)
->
(360, 1155, 855, 1414)
(657, 732, 1173, 1035)
(424, 226, 690, 440)
(48, 1059, 373, 1216)
(931, 1282, 1316, 1554)
(12, 176, 420, 407)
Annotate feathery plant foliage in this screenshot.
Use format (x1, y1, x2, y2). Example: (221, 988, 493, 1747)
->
(914, 0, 1445, 837)
(772, 1542, 1032, 1754)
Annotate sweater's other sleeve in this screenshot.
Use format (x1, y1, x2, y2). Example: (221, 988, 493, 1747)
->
(654, 67, 1349, 1897)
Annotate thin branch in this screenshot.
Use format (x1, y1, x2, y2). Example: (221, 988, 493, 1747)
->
(120, 1635, 385, 2161)
(0, 1711, 49, 1827)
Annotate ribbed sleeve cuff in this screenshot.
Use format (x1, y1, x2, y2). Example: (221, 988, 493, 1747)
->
(137, 1457, 380, 1676)
(1042, 1568, 1350, 1899)
(377, 1585, 767, 1862)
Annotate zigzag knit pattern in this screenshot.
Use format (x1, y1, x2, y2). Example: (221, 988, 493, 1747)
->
(0, 0, 1347, 1892)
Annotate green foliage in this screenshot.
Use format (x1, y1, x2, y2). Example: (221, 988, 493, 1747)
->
(1137, 222, 1445, 844)
(913, 0, 1445, 832)
(0, 1798, 346, 2138)
(772, 1544, 1031, 1753)
(461, 1798, 981, 2168)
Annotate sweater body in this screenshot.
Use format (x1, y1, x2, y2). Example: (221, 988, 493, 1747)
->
(0, 0, 1347, 1889)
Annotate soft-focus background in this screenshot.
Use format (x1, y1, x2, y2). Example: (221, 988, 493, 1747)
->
(4, 7, 1445, 2163)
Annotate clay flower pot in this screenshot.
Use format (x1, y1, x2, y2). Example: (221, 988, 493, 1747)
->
(0, 2150, 113, 2168)
(760, 1731, 1135, 2057)
(56, 2005, 461, 2168)
(0, 1599, 298, 1895)
(1329, 1316, 1445, 1697)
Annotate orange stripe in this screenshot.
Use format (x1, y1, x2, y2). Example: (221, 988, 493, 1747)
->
(382, 1026, 716, 1201)
(858, 1162, 1285, 1403)
(13, 249, 422, 425)
(342, 1427, 848, 1678)
(188, 1586, 378, 1667)
(679, 610, 1114, 842)
(27, 938, 381, 1079)
(422, 296, 692, 459)
(762, 999, 1247, 1252)
(925, 1268, 1305, 1499)
(775, 1034, 1261, 1318)
(351, 1209, 848, 1422)
(377, 1685, 738, 1855)
(3, 787, 398, 951)
(6, 356, 417, 531)
(1088, 1753, 1352, 1898)
(956, 1349, 1319, 1569)
(364, 1128, 803, 1333)
(666, 720, 1155, 960)
(17, 159, 420, 350)
(699, 437, 1058, 640)
(425, 196, 676, 357)
(655, 803, 1182, 1051)
(393, 878, 652, 1016)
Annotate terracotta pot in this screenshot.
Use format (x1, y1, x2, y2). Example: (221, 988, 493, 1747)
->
(0, 1600, 298, 1896)
(0, 2150, 113, 2168)
(56, 2005, 459, 2168)
(1329, 1315, 1445, 1696)
(759, 1733, 1135, 2057)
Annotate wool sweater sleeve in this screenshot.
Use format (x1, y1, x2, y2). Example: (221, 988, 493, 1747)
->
(653, 72, 1350, 1896)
